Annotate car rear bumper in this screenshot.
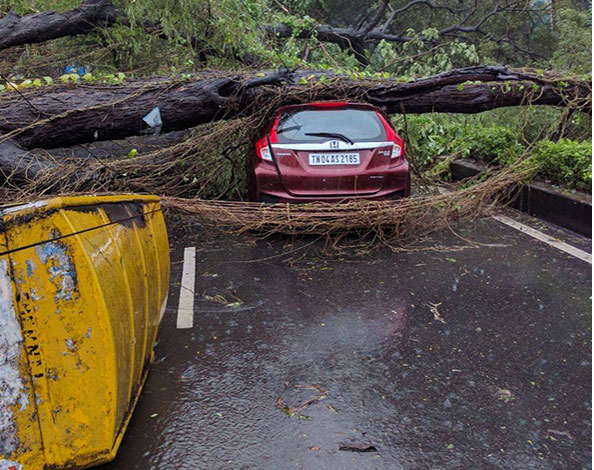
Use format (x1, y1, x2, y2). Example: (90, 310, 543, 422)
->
(259, 190, 407, 204)
(251, 160, 410, 203)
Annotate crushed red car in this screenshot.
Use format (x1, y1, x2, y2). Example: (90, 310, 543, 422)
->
(247, 101, 410, 203)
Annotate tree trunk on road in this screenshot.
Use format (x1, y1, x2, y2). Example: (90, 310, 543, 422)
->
(0, 66, 590, 150)
(0, 136, 52, 184)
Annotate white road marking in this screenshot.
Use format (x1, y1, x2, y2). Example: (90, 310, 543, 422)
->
(493, 215, 592, 264)
(176, 247, 196, 329)
(436, 186, 590, 264)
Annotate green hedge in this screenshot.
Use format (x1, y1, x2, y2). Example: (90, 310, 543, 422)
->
(402, 115, 592, 192)
(529, 139, 592, 192)
(403, 117, 525, 168)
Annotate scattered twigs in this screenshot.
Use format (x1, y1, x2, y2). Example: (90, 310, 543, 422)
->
(428, 302, 445, 323)
(275, 383, 328, 417)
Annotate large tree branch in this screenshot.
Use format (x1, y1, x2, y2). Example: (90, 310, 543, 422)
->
(0, 135, 53, 183)
(0, 66, 589, 150)
(0, 0, 118, 51)
(265, 0, 531, 46)
(267, 0, 540, 63)
(0, 0, 233, 64)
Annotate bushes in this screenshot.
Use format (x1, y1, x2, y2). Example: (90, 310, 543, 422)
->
(401, 115, 525, 170)
(529, 139, 592, 192)
(400, 114, 592, 192)
(450, 126, 523, 165)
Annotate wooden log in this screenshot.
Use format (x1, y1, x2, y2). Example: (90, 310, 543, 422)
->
(0, 136, 52, 183)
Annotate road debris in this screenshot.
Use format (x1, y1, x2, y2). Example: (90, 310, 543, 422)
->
(494, 388, 513, 402)
(275, 384, 328, 418)
(202, 291, 243, 308)
(546, 429, 574, 440)
(339, 444, 378, 453)
(428, 302, 446, 323)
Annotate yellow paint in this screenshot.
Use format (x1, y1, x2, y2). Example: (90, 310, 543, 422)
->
(0, 195, 170, 469)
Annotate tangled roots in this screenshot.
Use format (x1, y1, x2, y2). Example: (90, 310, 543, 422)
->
(162, 163, 538, 244)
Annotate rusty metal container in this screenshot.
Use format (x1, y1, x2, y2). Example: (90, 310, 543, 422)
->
(0, 195, 170, 470)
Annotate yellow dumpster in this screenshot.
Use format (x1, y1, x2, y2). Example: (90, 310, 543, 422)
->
(0, 195, 170, 470)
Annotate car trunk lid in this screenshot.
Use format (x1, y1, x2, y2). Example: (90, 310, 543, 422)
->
(271, 141, 393, 196)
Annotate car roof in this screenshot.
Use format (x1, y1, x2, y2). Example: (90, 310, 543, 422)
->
(275, 101, 381, 114)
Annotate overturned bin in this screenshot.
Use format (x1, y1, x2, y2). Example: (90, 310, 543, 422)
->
(0, 195, 170, 470)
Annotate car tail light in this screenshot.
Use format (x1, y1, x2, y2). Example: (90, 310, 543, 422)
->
(375, 111, 404, 161)
(391, 143, 402, 159)
(256, 139, 273, 161)
(260, 147, 272, 161)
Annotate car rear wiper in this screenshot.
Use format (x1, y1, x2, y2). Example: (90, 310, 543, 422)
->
(305, 132, 354, 145)
(277, 125, 302, 134)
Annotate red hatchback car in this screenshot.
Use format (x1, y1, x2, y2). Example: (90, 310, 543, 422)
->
(247, 101, 410, 203)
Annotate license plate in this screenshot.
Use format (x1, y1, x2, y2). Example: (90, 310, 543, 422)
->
(308, 153, 360, 166)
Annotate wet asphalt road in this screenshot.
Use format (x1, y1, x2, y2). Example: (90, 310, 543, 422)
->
(101, 213, 591, 470)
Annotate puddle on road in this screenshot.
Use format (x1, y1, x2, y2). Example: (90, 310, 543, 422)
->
(103, 221, 592, 470)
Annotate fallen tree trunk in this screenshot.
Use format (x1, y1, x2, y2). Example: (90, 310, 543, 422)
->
(0, 66, 590, 150)
(0, 136, 53, 185)
(0, 0, 118, 51)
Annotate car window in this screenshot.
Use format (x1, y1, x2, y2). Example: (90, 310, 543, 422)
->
(275, 108, 387, 143)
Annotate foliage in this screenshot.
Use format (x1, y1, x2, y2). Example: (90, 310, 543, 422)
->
(453, 126, 524, 165)
(401, 112, 592, 192)
(401, 115, 523, 170)
(528, 139, 592, 192)
(2, 1, 592, 78)
(552, 8, 592, 74)
(371, 32, 480, 77)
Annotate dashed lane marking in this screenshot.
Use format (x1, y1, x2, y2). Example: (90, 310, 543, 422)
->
(176, 247, 196, 329)
(493, 214, 592, 264)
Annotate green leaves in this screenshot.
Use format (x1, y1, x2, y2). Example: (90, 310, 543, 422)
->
(59, 73, 80, 83)
(528, 139, 592, 192)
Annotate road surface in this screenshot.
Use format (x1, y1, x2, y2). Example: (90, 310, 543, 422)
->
(101, 209, 592, 470)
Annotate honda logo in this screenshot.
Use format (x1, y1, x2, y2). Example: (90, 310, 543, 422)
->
(329, 140, 339, 149)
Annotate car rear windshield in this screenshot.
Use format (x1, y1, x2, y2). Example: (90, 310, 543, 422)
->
(275, 108, 387, 144)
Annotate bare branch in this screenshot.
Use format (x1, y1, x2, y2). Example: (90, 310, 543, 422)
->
(359, 0, 390, 37)
(380, 0, 470, 33)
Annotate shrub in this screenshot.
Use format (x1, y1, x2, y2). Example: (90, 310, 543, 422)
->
(400, 115, 460, 170)
(401, 115, 526, 169)
(450, 126, 524, 165)
(529, 139, 592, 192)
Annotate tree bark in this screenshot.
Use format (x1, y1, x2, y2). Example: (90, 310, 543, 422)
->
(0, 0, 119, 51)
(0, 66, 589, 150)
(0, 136, 52, 184)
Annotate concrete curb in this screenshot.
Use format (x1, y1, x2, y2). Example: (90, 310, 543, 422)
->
(450, 159, 592, 238)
